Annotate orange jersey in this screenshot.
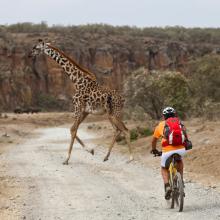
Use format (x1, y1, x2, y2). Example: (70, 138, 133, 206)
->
(153, 121, 185, 153)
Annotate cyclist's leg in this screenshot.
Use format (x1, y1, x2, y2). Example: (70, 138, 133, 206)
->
(161, 167, 169, 184)
(161, 151, 173, 199)
(161, 150, 174, 184)
(161, 167, 171, 199)
(174, 148, 186, 180)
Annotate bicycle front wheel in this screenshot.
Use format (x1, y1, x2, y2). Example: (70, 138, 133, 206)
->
(175, 172, 184, 212)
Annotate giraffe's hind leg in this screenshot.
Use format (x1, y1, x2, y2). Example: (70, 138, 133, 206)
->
(103, 129, 121, 161)
(104, 116, 134, 162)
(124, 128, 134, 163)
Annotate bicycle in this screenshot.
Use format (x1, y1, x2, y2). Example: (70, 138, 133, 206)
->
(153, 151, 185, 212)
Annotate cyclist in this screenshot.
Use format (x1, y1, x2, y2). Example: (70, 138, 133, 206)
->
(151, 107, 187, 200)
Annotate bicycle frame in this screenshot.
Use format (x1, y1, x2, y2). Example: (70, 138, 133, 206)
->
(168, 158, 177, 188)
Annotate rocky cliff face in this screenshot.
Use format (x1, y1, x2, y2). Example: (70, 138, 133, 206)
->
(0, 30, 214, 111)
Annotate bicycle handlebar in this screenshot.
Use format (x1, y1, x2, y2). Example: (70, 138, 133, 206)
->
(151, 149, 162, 157)
(154, 152, 162, 157)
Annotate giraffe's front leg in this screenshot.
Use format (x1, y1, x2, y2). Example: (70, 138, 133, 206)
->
(76, 135, 94, 155)
(63, 120, 80, 165)
(106, 116, 134, 163)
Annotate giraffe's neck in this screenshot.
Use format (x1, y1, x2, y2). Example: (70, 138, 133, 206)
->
(43, 45, 96, 90)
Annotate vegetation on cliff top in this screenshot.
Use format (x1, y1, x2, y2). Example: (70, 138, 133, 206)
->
(1, 23, 220, 44)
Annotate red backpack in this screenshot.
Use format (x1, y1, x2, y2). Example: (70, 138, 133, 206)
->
(162, 117, 186, 147)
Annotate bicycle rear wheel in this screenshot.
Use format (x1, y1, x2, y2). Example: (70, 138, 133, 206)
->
(171, 192, 175, 209)
(169, 178, 175, 209)
(175, 172, 184, 212)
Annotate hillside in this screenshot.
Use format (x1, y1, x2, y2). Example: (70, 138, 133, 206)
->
(1, 24, 220, 111)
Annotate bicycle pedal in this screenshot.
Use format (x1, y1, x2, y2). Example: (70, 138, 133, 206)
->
(165, 189, 172, 200)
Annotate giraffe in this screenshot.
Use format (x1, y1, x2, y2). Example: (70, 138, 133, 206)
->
(29, 39, 133, 165)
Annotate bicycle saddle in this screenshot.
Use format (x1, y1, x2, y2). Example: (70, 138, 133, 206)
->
(165, 153, 182, 168)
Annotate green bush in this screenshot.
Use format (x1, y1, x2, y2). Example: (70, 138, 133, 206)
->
(117, 126, 153, 143)
(188, 54, 220, 118)
(124, 68, 191, 119)
(189, 55, 220, 103)
(36, 92, 65, 111)
(137, 127, 153, 137)
(130, 129, 139, 141)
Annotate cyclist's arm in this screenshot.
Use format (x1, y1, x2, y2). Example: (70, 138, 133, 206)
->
(151, 137, 162, 155)
(151, 123, 162, 151)
(152, 136, 158, 150)
(181, 123, 188, 140)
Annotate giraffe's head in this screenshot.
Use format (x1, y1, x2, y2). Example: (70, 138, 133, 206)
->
(29, 39, 49, 58)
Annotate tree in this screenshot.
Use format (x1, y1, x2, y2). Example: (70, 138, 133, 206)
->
(124, 68, 190, 119)
(188, 54, 220, 117)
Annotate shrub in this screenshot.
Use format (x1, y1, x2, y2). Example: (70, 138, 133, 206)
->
(188, 54, 220, 118)
(189, 55, 220, 103)
(124, 68, 191, 119)
(137, 127, 153, 137)
(36, 92, 65, 111)
(130, 129, 139, 141)
(116, 126, 153, 144)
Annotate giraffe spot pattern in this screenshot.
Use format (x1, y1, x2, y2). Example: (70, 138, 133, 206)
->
(41, 43, 124, 118)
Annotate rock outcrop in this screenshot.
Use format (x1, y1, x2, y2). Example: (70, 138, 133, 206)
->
(0, 30, 214, 111)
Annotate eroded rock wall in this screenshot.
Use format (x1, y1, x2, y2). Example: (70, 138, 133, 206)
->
(0, 31, 209, 110)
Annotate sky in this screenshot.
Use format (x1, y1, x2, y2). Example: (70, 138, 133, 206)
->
(0, 0, 220, 28)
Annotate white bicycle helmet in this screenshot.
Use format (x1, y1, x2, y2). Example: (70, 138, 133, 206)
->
(162, 107, 176, 116)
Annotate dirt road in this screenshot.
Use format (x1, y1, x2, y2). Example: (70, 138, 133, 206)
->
(1, 123, 220, 220)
